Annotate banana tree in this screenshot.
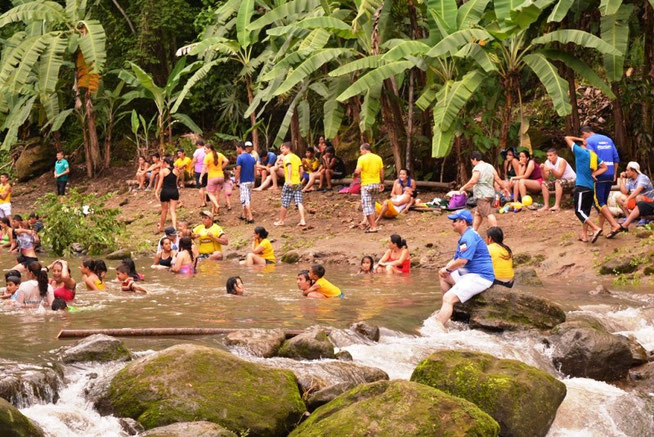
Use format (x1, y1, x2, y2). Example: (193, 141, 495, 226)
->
(119, 57, 203, 151)
(0, 0, 107, 176)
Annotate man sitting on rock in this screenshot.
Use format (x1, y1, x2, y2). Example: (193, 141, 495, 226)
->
(539, 148, 576, 212)
(436, 209, 495, 329)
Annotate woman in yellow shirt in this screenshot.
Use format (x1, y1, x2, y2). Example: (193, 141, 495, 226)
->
(200, 143, 228, 215)
(243, 226, 276, 266)
(486, 227, 514, 288)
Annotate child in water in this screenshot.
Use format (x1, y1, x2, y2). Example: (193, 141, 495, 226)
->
(304, 264, 343, 298)
(121, 258, 144, 281)
(226, 276, 244, 295)
(296, 270, 312, 293)
(1, 274, 20, 301)
(116, 264, 147, 293)
(80, 259, 105, 291)
(358, 256, 374, 274)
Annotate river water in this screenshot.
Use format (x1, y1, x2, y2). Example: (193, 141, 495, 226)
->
(1, 251, 653, 436)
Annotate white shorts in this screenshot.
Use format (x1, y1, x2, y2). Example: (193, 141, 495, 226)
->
(447, 270, 493, 303)
(0, 203, 11, 218)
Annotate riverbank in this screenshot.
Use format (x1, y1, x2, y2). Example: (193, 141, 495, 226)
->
(11, 166, 654, 287)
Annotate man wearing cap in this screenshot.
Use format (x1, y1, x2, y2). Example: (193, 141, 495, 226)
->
(458, 151, 505, 231)
(192, 211, 228, 260)
(274, 142, 307, 227)
(157, 226, 179, 254)
(235, 142, 257, 223)
(616, 162, 654, 218)
(436, 209, 494, 327)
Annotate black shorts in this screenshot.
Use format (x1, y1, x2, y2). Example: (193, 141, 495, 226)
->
(332, 171, 345, 179)
(160, 189, 179, 202)
(194, 172, 208, 188)
(574, 187, 594, 224)
(637, 201, 654, 217)
(594, 180, 612, 208)
(17, 254, 38, 267)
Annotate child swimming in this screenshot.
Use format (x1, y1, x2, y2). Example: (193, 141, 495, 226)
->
(116, 264, 147, 293)
(1, 275, 20, 301)
(303, 264, 343, 299)
(358, 256, 374, 274)
(80, 259, 105, 291)
(226, 276, 244, 295)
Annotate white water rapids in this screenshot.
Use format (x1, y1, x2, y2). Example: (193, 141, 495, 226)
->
(18, 303, 654, 437)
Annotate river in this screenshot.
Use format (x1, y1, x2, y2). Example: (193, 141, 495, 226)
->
(1, 251, 653, 436)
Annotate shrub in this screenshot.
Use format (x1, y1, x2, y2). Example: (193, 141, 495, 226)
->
(37, 188, 125, 256)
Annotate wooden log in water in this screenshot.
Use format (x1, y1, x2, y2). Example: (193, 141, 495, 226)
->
(57, 328, 305, 339)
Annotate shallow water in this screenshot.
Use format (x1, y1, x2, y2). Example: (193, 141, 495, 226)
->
(1, 250, 653, 436)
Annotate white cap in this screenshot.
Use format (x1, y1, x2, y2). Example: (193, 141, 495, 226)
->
(244, 141, 253, 147)
(627, 161, 641, 174)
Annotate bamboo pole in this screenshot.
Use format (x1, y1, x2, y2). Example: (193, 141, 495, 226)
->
(57, 328, 305, 339)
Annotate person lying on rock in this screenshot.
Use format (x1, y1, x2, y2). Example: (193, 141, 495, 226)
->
(436, 209, 494, 328)
(303, 264, 343, 299)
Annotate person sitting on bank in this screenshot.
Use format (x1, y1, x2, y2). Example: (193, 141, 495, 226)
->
(226, 276, 245, 295)
(375, 234, 411, 274)
(303, 264, 343, 299)
(174, 149, 193, 189)
(539, 148, 576, 212)
(615, 198, 654, 231)
(436, 209, 494, 328)
(135, 156, 150, 190)
(145, 153, 162, 191)
(616, 162, 654, 218)
(301, 148, 321, 192)
(375, 169, 417, 224)
(243, 226, 276, 266)
(192, 211, 228, 260)
(486, 227, 514, 288)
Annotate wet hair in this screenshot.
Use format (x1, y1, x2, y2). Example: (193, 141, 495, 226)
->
(26, 261, 49, 297)
(547, 148, 558, 154)
(52, 260, 72, 276)
(487, 227, 512, 260)
(310, 264, 326, 278)
(519, 150, 531, 159)
(226, 276, 242, 295)
(254, 226, 268, 239)
(5, 270, 21, 281)
(297, 270, 311, 281)
(82, 259, 96, 273)
(6, 276, 20, 286)
(116, 264, 130, 275)
(178, 237, 194, 262)
(121, 258, 141, 281)
(580, 125, 594, 134)
(360, 256, 374, 273)
(95, 260, 107, 279)
(390, 234, 408, 248)
(206, 143, 219, 166)
(51, 298, 67, 311)
(160, 237, 172, 249)
(470, 151, 483, 161)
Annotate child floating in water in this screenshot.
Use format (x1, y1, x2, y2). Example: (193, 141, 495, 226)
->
(358, 256, 374, 274)
(304, 264, 343, 299)
(226, 276, 244, 295)
(116, 264, 147, 293)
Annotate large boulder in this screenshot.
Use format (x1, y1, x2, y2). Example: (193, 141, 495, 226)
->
(15, 142, 57, 182)
(224, 329, 286, 358)
(62, 334, 132, 364)
(98, 344, 306, 436)
(141, 421, 236, 437)
(411, 350, 566, 437)
(549, 316, 632, 381)
(599, 258, 638, 275)
(289, 380, 499, 436)
(105, 249, 132, 260)
(349, 321, 380, 342)
(0, 397, 45, 437)
(0, 361, 62, 407)
(452, 288, 566, 331)
(278, 328, 335, 360)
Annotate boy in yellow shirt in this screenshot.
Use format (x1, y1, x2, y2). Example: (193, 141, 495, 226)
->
(274, 142, 307, 227)
(174, 149, 193, 189)
(304, 264, 342, 298)
(354, 143, 384, 233)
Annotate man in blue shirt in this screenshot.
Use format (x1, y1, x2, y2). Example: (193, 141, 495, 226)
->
(578, 126, 622, 235)
(564, 136, 609, 242)
(53, 151, 70, 196)
(436, 209, 494, 328)
(235, 142, 257, 223)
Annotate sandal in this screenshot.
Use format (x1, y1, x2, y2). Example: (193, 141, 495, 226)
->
(606, 226, 627, 239)
(365, 228, 379, 233)
(591, 229, 603, 244)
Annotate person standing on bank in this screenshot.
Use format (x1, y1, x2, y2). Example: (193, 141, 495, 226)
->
(354, 143, 384, 233)
(458, 151, 505, 231)
(54, 151, 70, 196)
(274, 142, 307, 227)
(0, 173, 12, 219)
(155, 156, 180, 232)
(191, 140, 208, 207)
(235, 142, 257, 224)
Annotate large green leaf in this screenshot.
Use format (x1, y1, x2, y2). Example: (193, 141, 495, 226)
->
(0, 1, 66, 28)
(382, 41, 430, 62)
(509, 0, 555, 29)
(416, 86, 437, 111)
(49, 107, 73, 131)
(352, 0, 383, 32)
(455, 42, 498, 72)
(329, 55, 384, 76)
(432, 126, 455, 158)
(532, 29, 621, 56)
(77, 20, 106, 73)
(547, 0, 575, 22)
(426, 29, 492, 58)
(599, 0, 623, 16)
(130, 109, 139, 134)
(600, 4, 632, 82)
(267, 16, 355, 38)
(165, 57, 188, 95)
(215, 0, 240, 25)
(172, 113, 202, 134)
(322, 77, 349, 138)
(457, 0, 490, 29)
(298, 99, 310, 137)
(337, 60, 414, 102)
(1, 95, 36, 150)
(540, 49, 615, 99)
(298, 28, 331, 50)
(236, 0, 254, 48)
(494, 0, 526, 23)
(359, 82, 382, 135)
(429, 0, 458, 35)
(6, 34, 48, 93)
(126, 62, 164, 111)
(274, 84, 308, 146)
(261, 50, 312, 81)
(171, 59, 223, 113)
(274, 48, 351, 96)
(433, 69, 484, 132)
(38, 33, 66, 95)
(41, 92, 60, 121)
(249, 0, 322, 30)
(523, 53, 571, 116)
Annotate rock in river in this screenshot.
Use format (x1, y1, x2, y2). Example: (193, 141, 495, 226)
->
(349, 321, 380, 342)
(141, 421, 236, 437)
(0, 397, 45, 437)
(452, 288, 566, 331)
(0, 361, 62, 407)
(289, 380, 499, 436)
(411, 350, 566, 437)
(278, 327, 335, 360)
(549, 316, 632, 381)
(99, 344, 306, 436)
(62, 334, 132, 364)
(224, 328, 286, 358)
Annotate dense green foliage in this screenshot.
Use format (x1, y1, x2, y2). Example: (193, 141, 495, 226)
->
(1, 0, 653, 181)
(36, 188, 124, 255)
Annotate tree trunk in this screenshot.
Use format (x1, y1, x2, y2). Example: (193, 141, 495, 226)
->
(406, 69, 415, 174)
(85, 92, 101, 176)
(611, 82, 630, 159)
(290, 108, 306, 155)
(380, 86, 403, 173)
(643, 0, 654, 174)
(564, 66, 580, 134)
(499, 76, 515, 151)
(104, 112, 113, 170)
(245, 75, 259, 152)
(455, 136, 468, 185)
(158, 111, 165, 153)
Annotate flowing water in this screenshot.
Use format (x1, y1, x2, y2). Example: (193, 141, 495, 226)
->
(0, 250, 653, 436)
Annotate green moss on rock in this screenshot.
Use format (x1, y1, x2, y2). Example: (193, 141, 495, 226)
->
(289, 380, 499, 437)
(102, 344, 306, 436)
(0, 397, 44, 437)
(410, 350, 566, 437)
(278, 328, 335, 360)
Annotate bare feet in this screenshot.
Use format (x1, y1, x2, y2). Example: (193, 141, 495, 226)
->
(538, 206, 548, 212)
(549, 207, 560, 212)
(297, 221, 307, 227)
(274, 221, 284, 226)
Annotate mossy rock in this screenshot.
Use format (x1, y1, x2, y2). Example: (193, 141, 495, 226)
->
(599, 258, 638, 275)
(281, 250, 300, 264)
(452, 288, 566, 332)
(411, 350, 566, 437)
(512, 253, 531, 266)
(289, 380, 499, 437)
(278, 328, 335, 360)
(101, 344, 306, 436)
(62, 334, 132, 364)
(0, 397, 45, 437)
(141, 421, 236, 436)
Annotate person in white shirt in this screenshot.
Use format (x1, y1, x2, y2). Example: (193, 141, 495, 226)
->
(539, 148, 576, 212)
(616, 161, 654, 217)
(14, 261, 54, 309)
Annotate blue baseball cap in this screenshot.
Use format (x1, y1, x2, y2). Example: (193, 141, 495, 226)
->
(447, 209, 473, 224)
